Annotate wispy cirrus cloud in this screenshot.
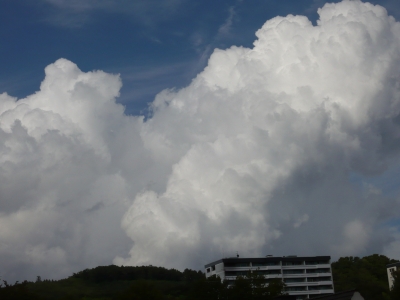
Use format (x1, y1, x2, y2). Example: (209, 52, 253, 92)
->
(217, 6, 236, 37)
(40, 0, 187, 28)
(190, 3, 241, 75)
(115, 61, 194, 115)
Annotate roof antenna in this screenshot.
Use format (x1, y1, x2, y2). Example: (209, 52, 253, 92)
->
(237, 252, 239, 258)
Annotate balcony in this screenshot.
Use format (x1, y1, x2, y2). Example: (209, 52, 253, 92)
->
(307, 289, 335, 295)
(282, 264, 331, 269)
(224, 267, 252, 271)
(251, 265, 281, 270)
(305, 269, 331, 275)
(305, 281, 333, 286)
(282, 265, 305, 269)
(285, 282, 308, 287)
(224, 274, 283, 281)
(286, 290, 310, 295)
(286, 289, 334, 296)
(282, 274, 307, 278)
(312, 264, 330, 269)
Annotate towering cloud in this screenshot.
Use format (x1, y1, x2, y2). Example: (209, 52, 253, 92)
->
(0, 60, 159, 280)
(116, 0, 400, 268)
(1, 0, 400, 281)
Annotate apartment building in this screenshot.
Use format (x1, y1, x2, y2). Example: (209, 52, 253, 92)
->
(205, 256, 334, 300)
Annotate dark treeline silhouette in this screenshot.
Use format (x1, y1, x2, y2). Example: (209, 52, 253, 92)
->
(0, 265, 206, 300)
(0, 280, 43, 300)
(72, 265, 203, 283)
(2, 254, 400, 299)
(188, 273, 286, 300)
(0, 265, 285, 300)
(332, 254, 399, 300)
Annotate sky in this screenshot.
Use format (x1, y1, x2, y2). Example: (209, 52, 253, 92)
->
(1, 0, 400, 282)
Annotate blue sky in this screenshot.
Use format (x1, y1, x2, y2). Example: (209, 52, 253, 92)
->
(2, 0, 398, 115)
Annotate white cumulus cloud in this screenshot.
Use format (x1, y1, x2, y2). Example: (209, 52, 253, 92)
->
(116, 0, 400, 269)
(0, 59, 161, 281)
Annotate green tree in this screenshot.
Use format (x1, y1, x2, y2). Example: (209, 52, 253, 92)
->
(0, 280, 43, 300)
(182, 268, 205, 282)
(114, 280, 164, 300)
(188, 275, 228, 300)
(332, 254, 398, 300)
(264, 278, 286, 299)
(229, 274, 252, 300)
(228, 271, 286, 300)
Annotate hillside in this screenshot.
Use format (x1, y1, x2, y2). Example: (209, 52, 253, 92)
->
(1, 266, 204, 300)
(332, 254, 398, 300)
(0, 254, 399, 299)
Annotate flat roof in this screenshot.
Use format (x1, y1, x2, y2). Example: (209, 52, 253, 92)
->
(205, 256, 331, 268)
(387, 262, 400, 268)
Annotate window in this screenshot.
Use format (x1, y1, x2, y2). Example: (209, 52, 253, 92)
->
(306, 268, 330, 274)
(255, 270, 281, 275)
(225, 271, 249, 276)
(307, 276, 331, 282)
(283, 269, 304, 274)
(206, 268, 211, 273)
(284, 278, 305, 283)
(252, 262, 279, 266)
(283, 261, 303, 266)
(224, 262, 250, 267)
(286, 286, 306, 291)
(305, 260, 329, 265)
(308, 285, 333, 290)
(318, 276, 331, 281)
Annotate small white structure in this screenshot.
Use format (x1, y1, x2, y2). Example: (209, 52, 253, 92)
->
(387, 262, 400, 289)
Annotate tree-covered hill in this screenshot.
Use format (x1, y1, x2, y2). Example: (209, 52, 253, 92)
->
(332, 254, 398, 300)
(1, 254, 399, 299)
(1, 266, 204, 300)
(71, 265, 197, 282)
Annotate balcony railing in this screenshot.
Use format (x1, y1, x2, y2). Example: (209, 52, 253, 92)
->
(251, 265, 281, 270)
(307, 289, 335, 294)
(286, 289, 334, 296)
(304, 281, 333, 285)
(224, 267, 253, 271)
(282, 274, 308, 278)
(224, 275, 283, 281)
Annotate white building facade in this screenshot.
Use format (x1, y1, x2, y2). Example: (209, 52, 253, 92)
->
(387, 262, 400, 289)
(205, 256, 334, 300)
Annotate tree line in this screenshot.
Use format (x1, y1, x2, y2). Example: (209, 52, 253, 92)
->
(1, 254, 400, 299)
(331, 254, 399, 300)
(0, 268, 285, 300)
